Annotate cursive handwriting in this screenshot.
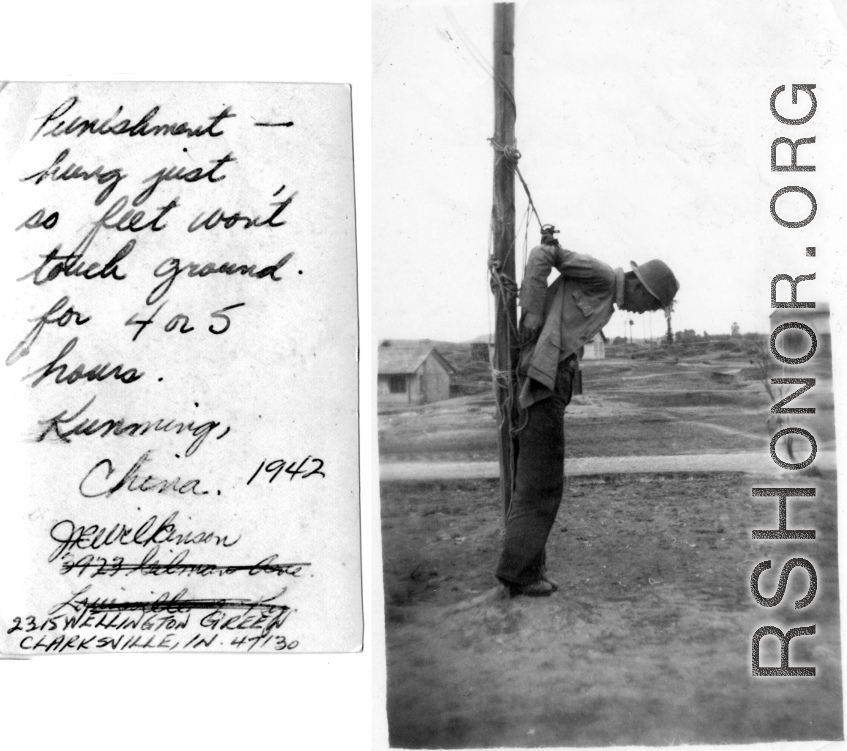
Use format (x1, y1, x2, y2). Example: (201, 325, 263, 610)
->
(36, 395, 229, 456)
(58, 550, 309, 579)
(22, 337, 143, 387)
(17, 238, 135, 286)
(79, 450, 209, 498)
(32, 585, 295, 640)
(5, 86, 333, 655)
(32, 96, 236, 140)
(147, 253, 293, 304)
(133, 152, 236, 206)
(48, 510, 240, 561)
(186, 192, 296, 232)
(21, 147, 125, 205)
(6, 295, 90, 367)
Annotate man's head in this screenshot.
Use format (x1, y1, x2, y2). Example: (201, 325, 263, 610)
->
(622, 259, 679, 313)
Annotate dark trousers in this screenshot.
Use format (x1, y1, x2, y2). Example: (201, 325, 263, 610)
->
(496, 358, 575, 586)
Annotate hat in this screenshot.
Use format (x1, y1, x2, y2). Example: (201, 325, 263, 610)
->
(630, 260, 679, 309)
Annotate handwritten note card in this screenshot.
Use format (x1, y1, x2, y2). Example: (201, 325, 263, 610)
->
(0, 82, 361, 654)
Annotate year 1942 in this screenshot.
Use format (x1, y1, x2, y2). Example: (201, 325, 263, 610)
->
(246, 457, 325, 486)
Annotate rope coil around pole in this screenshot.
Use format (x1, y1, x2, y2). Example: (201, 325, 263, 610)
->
(488, 138, 544, 232)
(487, 254, 530, 443)
(487, 256, 519, 300)
(487, 138, 550, 442)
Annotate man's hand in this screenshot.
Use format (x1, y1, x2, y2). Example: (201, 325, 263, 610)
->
(521, 313, 544, 344)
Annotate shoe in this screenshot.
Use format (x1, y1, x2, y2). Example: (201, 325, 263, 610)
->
(508, 579, 554, 597)
(540, 567, 559, 591)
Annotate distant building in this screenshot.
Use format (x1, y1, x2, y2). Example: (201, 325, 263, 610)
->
(377, 340, 456, 405)
(769, 303, 831, 377)
(469, 330, 606, 364)
(581, 331, 607, 360)
(468, 334, 493, 362)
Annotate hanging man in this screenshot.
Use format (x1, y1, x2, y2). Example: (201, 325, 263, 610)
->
(496, 226, 679, 596)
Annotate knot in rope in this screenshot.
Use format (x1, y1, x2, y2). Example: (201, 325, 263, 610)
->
(490, 368, 517, 386)
(488, 257, 519, 299)
(488, 138, 522, 164)
(488, 138, 544, 231)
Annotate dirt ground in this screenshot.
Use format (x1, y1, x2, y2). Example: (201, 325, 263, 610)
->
(379, 353, 841, 748)
(381, 473, 843, 748)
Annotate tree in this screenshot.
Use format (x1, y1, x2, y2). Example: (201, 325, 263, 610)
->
(675, 329, 697, 344)
(731, 321, 740, 337)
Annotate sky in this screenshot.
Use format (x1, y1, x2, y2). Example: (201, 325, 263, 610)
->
(373, 0, 847, 343)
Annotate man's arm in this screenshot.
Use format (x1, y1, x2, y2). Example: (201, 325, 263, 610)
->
(520, 243, 615, 335)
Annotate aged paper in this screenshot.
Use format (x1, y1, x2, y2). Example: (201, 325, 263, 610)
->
(0, 82, 361, 654)
(373, 0, 846, 747)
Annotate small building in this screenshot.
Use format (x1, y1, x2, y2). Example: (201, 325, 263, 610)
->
(769, 303, 832, 378)
(769, 304, 830, 355)
(378, 340, 456, 405)
(469, 334, 493, 362)
(581, 331, 607, 360)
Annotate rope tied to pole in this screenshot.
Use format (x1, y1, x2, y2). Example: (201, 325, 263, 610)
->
(487, 255, 530, 445)
(487, 256, 519, 300)
(488, 137, 544, 231)
(489, 138, 522, 164)
(490, 367, 528, 437)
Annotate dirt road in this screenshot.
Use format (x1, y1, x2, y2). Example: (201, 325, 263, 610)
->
(380, 450, 836, 481)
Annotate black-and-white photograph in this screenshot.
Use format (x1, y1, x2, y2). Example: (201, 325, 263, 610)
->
(373, 1, 845, 746)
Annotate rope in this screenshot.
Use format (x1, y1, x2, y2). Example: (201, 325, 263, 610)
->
(521, 205, 530, 280)
(488, 139, 544, 231)
(487, 241, 523, 505)
(444, 7, 551, 515)
(486, 143, 542, 448)
(488, 256, 519, 301)
(486, 129, 554, 511)
(442, 11, 544, 236)
(516, 165, 542, 230)
(444, 9, 517, 116)
(490, 369, 526, 435)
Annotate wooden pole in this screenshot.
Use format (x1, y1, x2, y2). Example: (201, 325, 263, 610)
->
(492, 3, 518, 521)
